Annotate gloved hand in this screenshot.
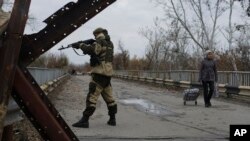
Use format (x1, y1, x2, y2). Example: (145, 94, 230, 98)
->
(79, 43, 94, 55)
(79, 43, 88, 48)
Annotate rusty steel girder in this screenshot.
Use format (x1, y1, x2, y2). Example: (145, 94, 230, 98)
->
(0, 0, 30, 107)
(7, 0, 116, 141)
(0, 0, 31, 140)
(12, 67, 77, 141)
(2, 125, 13, 141)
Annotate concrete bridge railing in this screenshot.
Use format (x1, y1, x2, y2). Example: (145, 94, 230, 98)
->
(28, 67, 67, 85)
(115, 70, 250, 87)
(5, 67, 68, 127)
(114, 70, 250, 97)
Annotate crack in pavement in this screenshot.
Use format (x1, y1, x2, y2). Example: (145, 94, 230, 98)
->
(78, 136, 228, 141)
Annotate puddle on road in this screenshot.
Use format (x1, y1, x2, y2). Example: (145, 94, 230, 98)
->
(120, 99, 179, 117)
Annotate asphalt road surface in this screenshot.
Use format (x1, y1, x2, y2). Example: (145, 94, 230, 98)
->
(49, 75, 250, 141)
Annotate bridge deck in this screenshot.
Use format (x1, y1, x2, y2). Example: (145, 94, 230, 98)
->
(49, 75, 250, 141)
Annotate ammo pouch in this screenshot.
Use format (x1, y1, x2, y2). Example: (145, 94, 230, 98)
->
(90, 54, 101, 67)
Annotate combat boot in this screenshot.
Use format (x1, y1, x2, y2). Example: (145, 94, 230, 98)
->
(107, 104, 117, 126)
(107, 115, 116, 126)
(72, 116, 89, 128)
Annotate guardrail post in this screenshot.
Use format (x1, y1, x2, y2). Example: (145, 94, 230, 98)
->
(168, 71, 171, 80)
(179, 72, 181, 81)
(191, 71, 194, 82)
(163, 72, 166, 80)
(191, 71, 197, 82)
(227, 72, 230, 85)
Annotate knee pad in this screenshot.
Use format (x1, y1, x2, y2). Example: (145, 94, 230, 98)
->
(86, 82, 97, 106)
(89, 82, 96, 93)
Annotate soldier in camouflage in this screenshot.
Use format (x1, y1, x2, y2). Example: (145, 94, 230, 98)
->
(72, 28, 117, 128)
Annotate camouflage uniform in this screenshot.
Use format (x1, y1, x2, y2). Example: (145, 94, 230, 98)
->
(72, 28, 117, 128)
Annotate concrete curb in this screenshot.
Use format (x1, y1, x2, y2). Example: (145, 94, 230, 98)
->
(40, 74, 70, 95)
(114, 74, 250, 97)
(4, 74, 70, 127)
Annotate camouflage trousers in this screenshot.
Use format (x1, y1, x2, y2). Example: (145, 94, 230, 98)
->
(83, 73, 117, 117)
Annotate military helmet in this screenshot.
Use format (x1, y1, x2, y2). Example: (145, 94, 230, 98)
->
(93, 27, 105, 35)
(205, 50, 213, 55)
(103, 29, 108, 34)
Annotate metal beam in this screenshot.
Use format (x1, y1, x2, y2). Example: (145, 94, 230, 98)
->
(7, 0, 116, 140)
(20, 0, 116, 66)
(13, 67, 78, 141)
(0, 0, 30, 139)
(2, 125, 13, 141)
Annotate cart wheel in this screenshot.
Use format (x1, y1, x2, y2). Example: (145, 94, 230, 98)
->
(184, 101, 186, 105)
(195, 101, 197, 105)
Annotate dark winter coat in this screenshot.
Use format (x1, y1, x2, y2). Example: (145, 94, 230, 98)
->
(198, 58, 218, 82)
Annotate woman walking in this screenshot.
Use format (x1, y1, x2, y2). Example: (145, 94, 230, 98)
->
(199, 50, 218, 107)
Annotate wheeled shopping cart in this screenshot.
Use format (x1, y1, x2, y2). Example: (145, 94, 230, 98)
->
(183, 88, 200, 105)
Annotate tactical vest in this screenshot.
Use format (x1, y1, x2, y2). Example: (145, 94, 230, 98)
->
(90, 38, 113, 67)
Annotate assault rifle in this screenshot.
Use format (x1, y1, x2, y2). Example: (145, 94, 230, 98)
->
(58, 39, 95, 50)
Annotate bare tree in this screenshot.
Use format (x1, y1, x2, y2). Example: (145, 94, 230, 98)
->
(228, 0, 238, 71)
(1, 0, 38, 31)
(235, 21, 250, 71)
(139, 18, 167, 70)
(29, 52, 69, 69)
(118, 40, 130, 70)
(219, 0, 239, 72)
(1, 0, 13, 11)
(166, 19, 190, 70)
(140, 17, 192, 71)
(155, 0, 227, 51)
(113, 40, 130, 70)
(237, 0, 250, 17)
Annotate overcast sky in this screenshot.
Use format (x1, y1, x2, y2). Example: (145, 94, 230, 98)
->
(23, 0, 163, 64)
(3, 0, 249, 65)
